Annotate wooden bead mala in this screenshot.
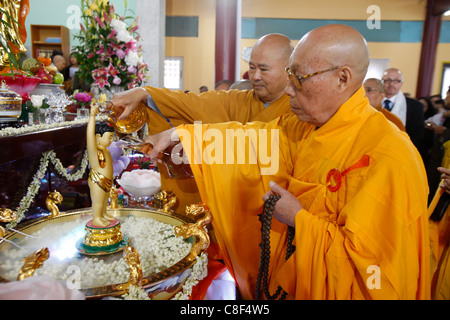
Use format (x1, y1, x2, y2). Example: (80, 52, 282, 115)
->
(255, 194, 295, 300)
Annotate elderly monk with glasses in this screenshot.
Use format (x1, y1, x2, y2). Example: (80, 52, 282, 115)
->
(144, 24, 430, 300)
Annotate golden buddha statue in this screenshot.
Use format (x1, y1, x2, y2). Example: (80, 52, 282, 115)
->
(87, 104, 116, 227)
(77, 104, 129, 256)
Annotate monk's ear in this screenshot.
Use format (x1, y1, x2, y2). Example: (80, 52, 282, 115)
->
(337, 66, 352, 90)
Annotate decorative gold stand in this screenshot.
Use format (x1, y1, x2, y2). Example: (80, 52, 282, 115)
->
(76, 218, 130, 256)
(116, 245, 149, 291)
(175, 203, 212, 261)
(17, 247, 50, 281)
(43, 188, 129, 256)
(153, 190, 177, 213)
(0, 208, 17, 238)
(45, 191, 63, 219)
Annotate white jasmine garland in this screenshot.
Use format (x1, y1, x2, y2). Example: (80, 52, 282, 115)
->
(122, 284, 150, 300)
(171, 252, 208, 300)
(0, 115, 108, 137)
(1, 115, 109, 227)
(6, 148, 89, 229)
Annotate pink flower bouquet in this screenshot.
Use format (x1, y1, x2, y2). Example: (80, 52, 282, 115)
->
(73, 0, 149, 91)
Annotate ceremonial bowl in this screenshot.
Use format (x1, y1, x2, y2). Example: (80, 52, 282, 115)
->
(0, 74, 41, 102)
(0, 80, 23, 122)
(30, 83, 65, 96)
(0, 207, 206, 300)
(108, 102, 147, 134)
(117, 169, 161, 199)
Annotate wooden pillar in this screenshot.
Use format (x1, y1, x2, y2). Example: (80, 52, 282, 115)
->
(215, 0, 238, 84)
(416, 0, 442, 97)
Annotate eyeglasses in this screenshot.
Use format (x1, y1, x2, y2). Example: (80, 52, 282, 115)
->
(285, 66, 341, 90)
(382, 79, 402, 84)
(364, 87, 380, 93)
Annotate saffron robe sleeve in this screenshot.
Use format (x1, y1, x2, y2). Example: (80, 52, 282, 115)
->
(142, 87, 292, 133)
(141, 87, 291, 215)
(175, 87, 431, 300)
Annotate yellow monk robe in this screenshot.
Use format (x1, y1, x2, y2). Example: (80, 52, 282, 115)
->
(141, 87, 291, 214)
(176, 87, 431, 299)
(428, 187, 450, 300)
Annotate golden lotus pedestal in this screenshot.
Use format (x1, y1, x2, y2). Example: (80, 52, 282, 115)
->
(76, 218, 130, 256)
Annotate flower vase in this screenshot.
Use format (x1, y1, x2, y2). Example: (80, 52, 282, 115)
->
(39, 108, 48, 123)
(45, 107, 64, 124)
(77, 106, 89, 119)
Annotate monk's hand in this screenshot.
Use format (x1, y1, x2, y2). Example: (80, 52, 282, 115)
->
(262, 181, 302, 227)
(438, 167, 450, 194)
(144, 128, 179, 163)
(112, 87, 149, 121)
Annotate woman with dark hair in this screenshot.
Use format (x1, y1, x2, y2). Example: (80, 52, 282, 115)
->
(420, 96, 437, 119)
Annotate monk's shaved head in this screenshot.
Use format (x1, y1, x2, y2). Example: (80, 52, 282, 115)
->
(286, 24, 371, 126)
(364, 78, 384, 93)
(292, 24, 369, 91)
(52, 54, 67, 72)
(252, 33, 294, 63)
(249, 33, 293, 103)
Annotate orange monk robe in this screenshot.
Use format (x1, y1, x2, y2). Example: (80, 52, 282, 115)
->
(176, 87, 431, 299)
(379, 107, 406, 132)
(141, 87, 291, 214)
(370, 102, 405, 131)
(427, 184, 450, 300)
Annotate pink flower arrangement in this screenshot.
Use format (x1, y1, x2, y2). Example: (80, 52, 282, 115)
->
(72, 91, 93, 108)
(73, 0, 149, 91)
(74, 92, 92, 103)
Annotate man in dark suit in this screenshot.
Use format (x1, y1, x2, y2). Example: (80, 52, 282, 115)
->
(382, 68, 424, 155)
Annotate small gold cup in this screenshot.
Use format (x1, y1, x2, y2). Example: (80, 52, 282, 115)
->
(108, 102, 147, 134)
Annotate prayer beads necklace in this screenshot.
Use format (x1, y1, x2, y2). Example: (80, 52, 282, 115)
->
(255, 194, 295, 300)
